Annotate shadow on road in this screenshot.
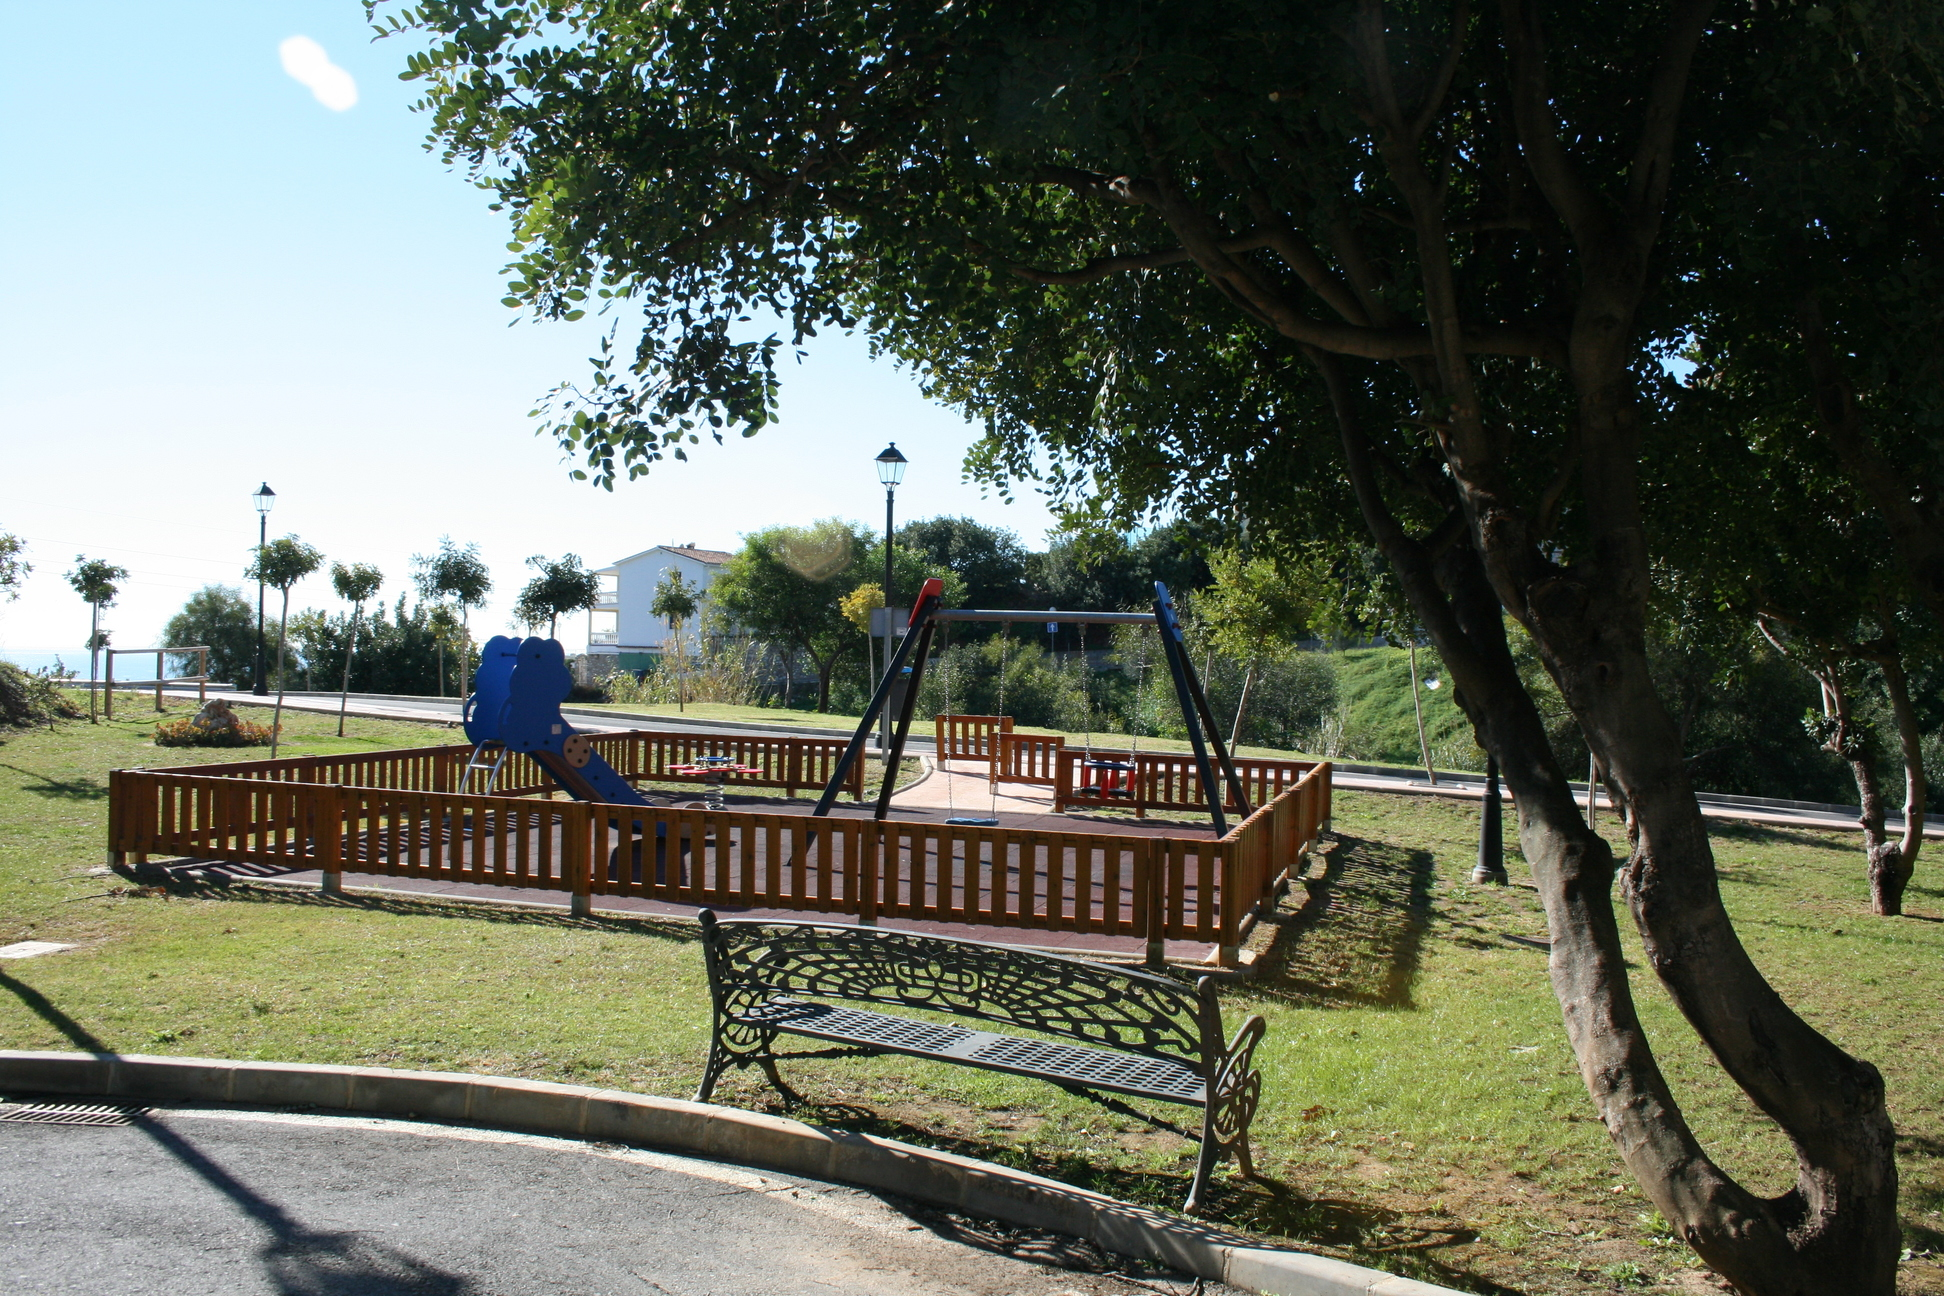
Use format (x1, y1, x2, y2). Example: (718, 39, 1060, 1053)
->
(1, 970, 474, 1295)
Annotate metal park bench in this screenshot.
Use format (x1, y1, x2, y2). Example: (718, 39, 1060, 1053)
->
(693, 911, 1267, 1211)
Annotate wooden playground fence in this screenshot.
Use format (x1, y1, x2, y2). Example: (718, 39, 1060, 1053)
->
(990, 732, 1066, 787)
(1055, 748, 1333, 821)
(167, 730, 868, 803)
(933, 714, 1012, 763)
(107, 744, 1331, 963)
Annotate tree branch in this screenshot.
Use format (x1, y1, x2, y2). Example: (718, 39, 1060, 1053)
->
(1409, 0, 1472, 144)
(1002, 233, 1268, 285)
(1496, 0, 1611, 249)
(1624, 0, 1716, 235)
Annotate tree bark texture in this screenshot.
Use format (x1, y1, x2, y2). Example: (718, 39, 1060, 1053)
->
(1229, 661, 1258, 751)
(1874, 654, 1924, 916)
(337, 605, 362, 739)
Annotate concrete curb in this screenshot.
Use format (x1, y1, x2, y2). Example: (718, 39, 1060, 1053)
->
(0, 1050, 1457, 1296)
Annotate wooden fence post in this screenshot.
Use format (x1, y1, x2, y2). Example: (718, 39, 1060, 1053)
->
(318, 784, 344, 895)
(107, 769, 127, 867)
(1140, 838, 1165, 969)
(1216, 839, 1242, 967)
(566, 802, 592, 917)
(859, 822, 880, 926)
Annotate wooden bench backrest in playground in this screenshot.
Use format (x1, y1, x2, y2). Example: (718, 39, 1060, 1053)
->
(694, 911, 1266, 1212)
(989, 731, 1065, 787)
(933, 713, 1012, 763)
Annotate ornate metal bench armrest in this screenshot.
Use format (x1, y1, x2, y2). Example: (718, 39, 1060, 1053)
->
(1208, 1014, 1267, 1154)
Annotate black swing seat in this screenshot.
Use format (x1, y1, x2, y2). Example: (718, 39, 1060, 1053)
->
(692, 912, 1267, 1211)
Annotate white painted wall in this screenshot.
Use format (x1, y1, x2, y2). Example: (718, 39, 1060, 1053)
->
(591, 547, 728, 654)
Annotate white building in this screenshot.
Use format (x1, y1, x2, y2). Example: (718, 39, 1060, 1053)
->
(583, 544, 734, 672)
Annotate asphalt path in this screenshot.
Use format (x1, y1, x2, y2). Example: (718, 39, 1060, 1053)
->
(0, 1104, 1231, 1296)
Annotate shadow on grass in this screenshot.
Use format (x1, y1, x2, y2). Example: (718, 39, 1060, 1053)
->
(1248, 835, 1435, 1010)
(1707, 819, 1855, 850)
(121, 872, 703, 946)
(0, 970, 473, 1294)
(770, 1095, 1512, 1294)
(0, 762, 107, 801)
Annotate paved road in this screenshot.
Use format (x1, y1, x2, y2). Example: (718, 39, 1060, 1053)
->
(0, 1105, 1230, 1296)
(153, 687, 1936, 837)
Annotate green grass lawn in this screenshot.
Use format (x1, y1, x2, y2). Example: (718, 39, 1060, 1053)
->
(1, 702, 1939, 1293)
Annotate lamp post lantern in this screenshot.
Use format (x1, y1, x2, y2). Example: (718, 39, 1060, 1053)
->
(874, 443, 907, 751)
(251, 482, 276, 695)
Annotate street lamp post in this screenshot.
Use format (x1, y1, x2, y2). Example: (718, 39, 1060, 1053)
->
(251, 482, 276, 695)
(874, 443, 908, 752)
(1473, 755, 1507, 885)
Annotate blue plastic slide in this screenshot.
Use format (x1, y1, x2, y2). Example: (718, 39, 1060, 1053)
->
(463, 636, 651, 807)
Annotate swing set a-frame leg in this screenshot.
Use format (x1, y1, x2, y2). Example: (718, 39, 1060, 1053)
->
(1153, 582, 1252, 833)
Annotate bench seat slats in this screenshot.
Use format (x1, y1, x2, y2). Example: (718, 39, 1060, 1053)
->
(738, 996, 1207, 1103)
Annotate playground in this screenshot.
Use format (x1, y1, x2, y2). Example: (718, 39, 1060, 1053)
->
(106, 583, 1331, 968)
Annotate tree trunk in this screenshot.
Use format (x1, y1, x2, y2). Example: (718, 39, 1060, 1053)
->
(87, 603, 99, 724)
(271, 590, 292, 758)
(1320, 346, 1900, 1295)
(337, 604, 362, 738)
(1228, 660, 1257, 750)
(1810, 671, 1900, 918)
(1408, 641, 1436, 785)
(436, 641, 445, 699)
(1875, 653, 1924, 916)
(813, 650, 835, 713)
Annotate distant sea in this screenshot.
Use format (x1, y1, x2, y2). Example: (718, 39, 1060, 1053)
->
(0, 648, 87, 676)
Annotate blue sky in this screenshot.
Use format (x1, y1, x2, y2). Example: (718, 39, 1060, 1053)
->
(0, 2, 1059, 662)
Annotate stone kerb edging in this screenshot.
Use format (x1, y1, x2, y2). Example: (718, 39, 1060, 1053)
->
(1, 1050, 1457, 1296)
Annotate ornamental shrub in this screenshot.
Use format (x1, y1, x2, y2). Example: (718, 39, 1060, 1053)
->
(154, 715, 273, 748)
(0, 662, 82, 731)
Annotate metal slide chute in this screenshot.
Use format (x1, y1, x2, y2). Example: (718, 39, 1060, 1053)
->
(464, 635, 650, 807)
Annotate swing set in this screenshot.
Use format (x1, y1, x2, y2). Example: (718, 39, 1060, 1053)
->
(814, 580, 1253, 834)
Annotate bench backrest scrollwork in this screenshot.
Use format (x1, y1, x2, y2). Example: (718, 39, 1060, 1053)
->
(698, 913, 1217, 1067)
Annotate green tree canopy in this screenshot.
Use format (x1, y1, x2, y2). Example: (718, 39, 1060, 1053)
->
(711, 520, 866, 711)
(413, 538, 492, 613)
(66, 556, 126, 610)
(246, 538, 325, 595)
(896, 517, 1031, 609)
(514, 552, 600, 637)
(331, 562, 385, 607)
(0, 528, 27, 602)
(164, 586, 256, 687)
(649, 567, 700, 629)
